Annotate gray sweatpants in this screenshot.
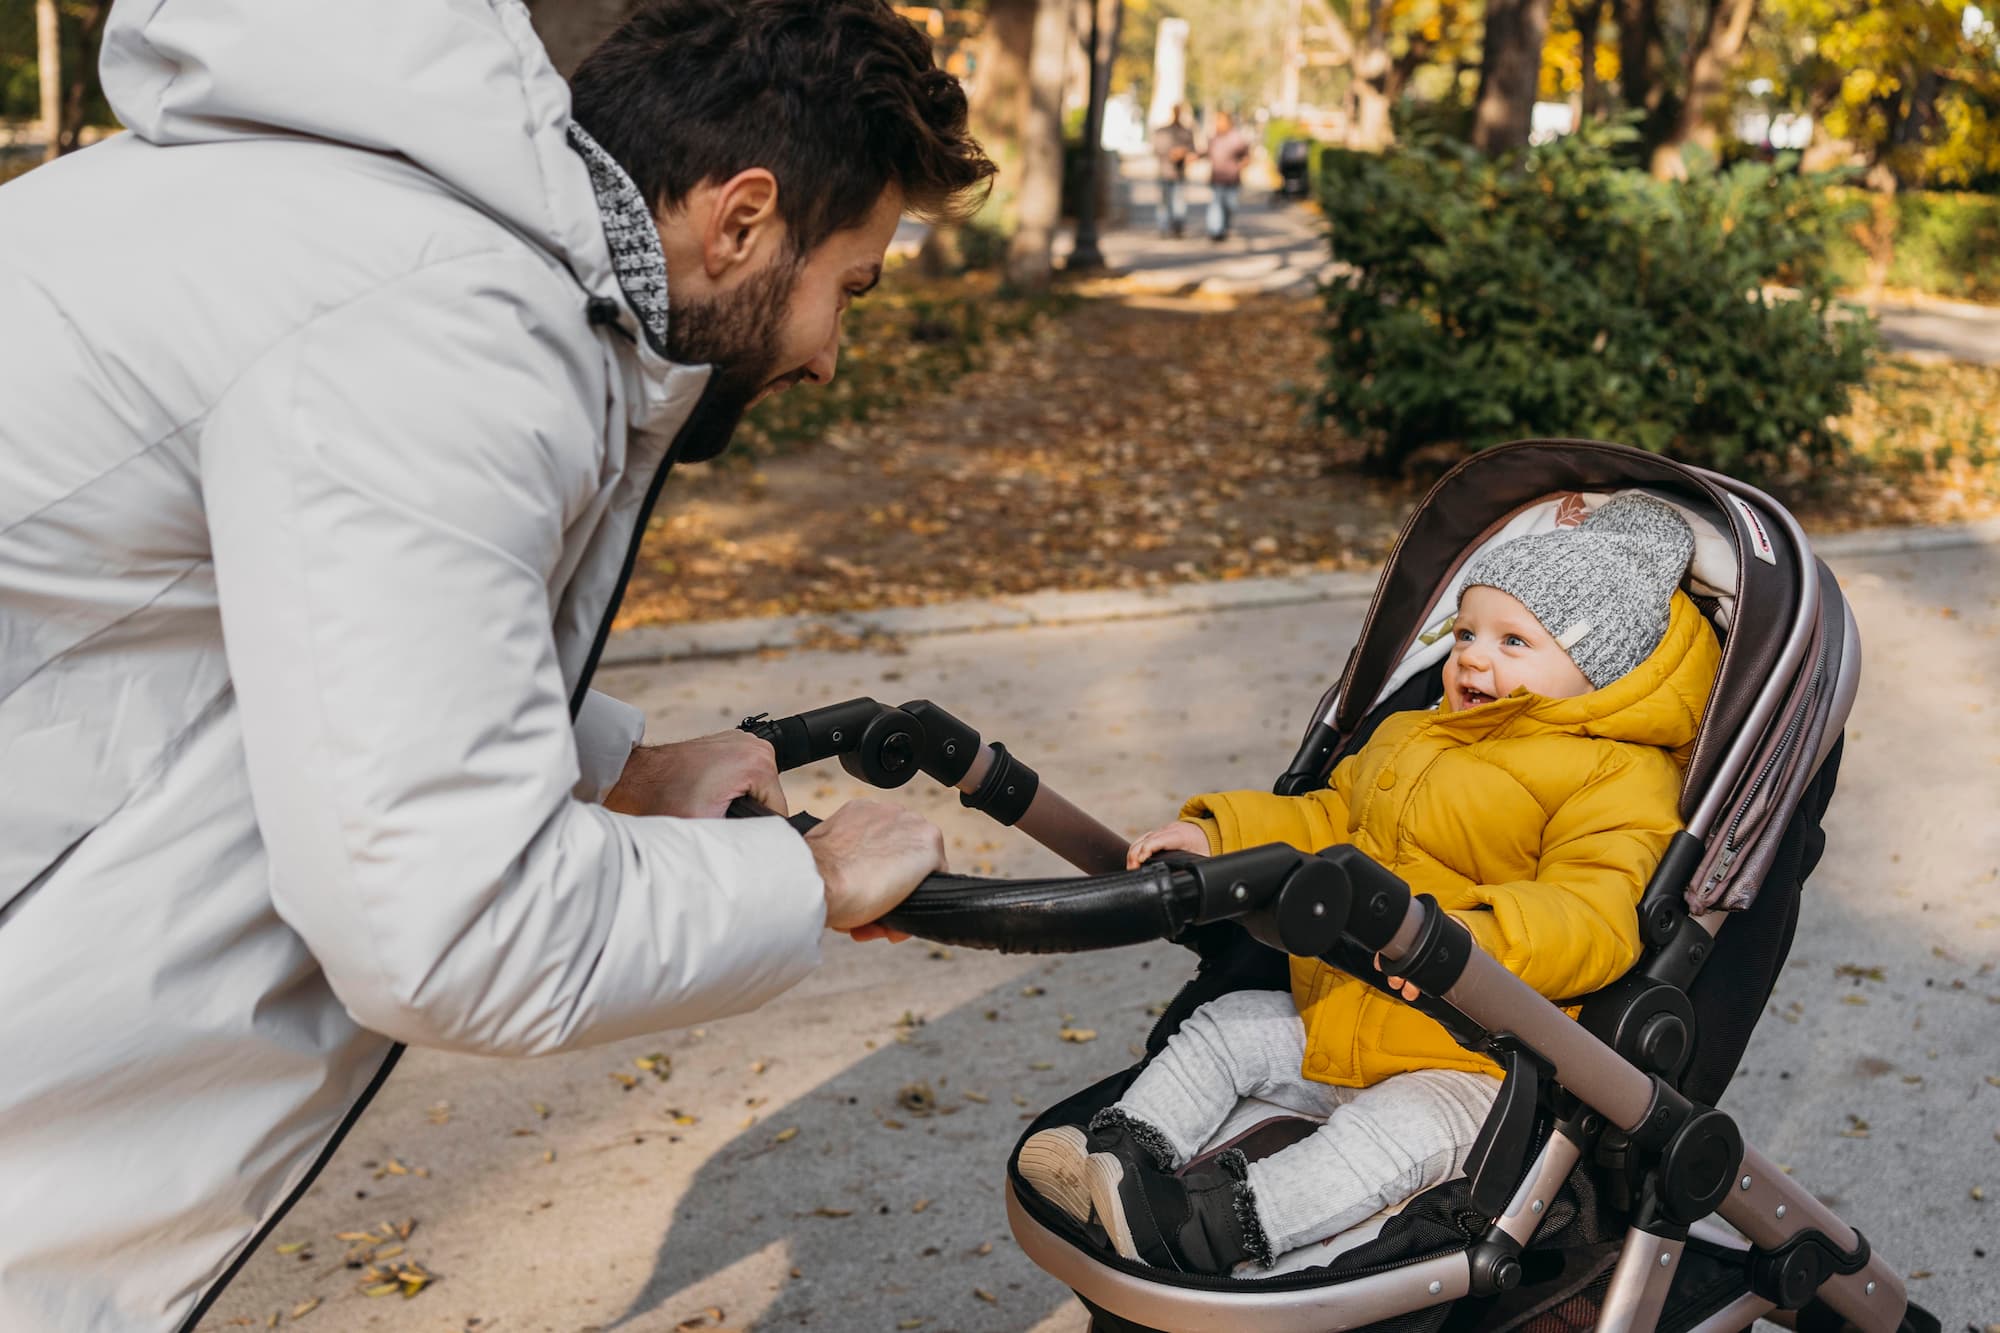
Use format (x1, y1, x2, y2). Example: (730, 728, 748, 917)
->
(1117, 988, 1501, 1257)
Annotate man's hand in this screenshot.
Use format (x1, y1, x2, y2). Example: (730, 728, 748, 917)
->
(1126, 820, 1209, 869)
(804, 799, 948, 937)
(603, 731, 787, 819)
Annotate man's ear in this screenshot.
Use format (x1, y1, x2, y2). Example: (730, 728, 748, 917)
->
(701, 168, 783, 281)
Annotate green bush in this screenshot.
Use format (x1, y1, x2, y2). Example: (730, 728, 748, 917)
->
(1821, 188, 2000, 302)
(1314, 125, 1878, 480)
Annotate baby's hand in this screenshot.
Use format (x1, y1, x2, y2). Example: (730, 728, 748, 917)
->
(1375, 953, 1422, 1002)
(1126, 821, 1210, 869)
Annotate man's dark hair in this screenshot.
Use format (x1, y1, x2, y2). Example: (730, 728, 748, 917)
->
(569, 0, 995, 254)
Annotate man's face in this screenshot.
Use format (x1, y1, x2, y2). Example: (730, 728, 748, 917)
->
(661, 187, 902, 461)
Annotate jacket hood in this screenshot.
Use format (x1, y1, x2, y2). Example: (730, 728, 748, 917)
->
(101, 0, 618, 323)
(1436, 590, 1721, 761)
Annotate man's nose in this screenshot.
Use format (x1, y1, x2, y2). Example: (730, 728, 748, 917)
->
(802, 326, 840, 386)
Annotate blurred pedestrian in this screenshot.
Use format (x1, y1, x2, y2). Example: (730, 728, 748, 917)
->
(1151, 102, 1196, 238)
(1205, 109, 1253, 242)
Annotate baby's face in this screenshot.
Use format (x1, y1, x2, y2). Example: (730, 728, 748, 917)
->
(1444, 586, 1593, 711)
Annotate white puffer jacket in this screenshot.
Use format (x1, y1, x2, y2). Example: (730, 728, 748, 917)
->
(0, 2, 828, 1327)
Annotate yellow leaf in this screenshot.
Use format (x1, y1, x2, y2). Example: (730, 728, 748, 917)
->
(363, 1282, 400, 1297)
(773, 1126, 799, 1144)
(274, 1241, 307, 1256)
(289, 1298, 321, 1319)
(1059, 1028, 1098, 1043)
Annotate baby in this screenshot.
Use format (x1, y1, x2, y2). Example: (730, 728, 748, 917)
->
(1020, 493, 1722, 1274)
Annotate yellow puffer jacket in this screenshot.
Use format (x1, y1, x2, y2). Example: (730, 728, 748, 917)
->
(1183, 591, 1721, 1088)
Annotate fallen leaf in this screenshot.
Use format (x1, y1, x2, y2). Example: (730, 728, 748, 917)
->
(773, 1126, 799, 1144)
(289, 1298, 321, 1319)
(1059, 1028, 1098, 1043)
(973, 1287, 997, 1304)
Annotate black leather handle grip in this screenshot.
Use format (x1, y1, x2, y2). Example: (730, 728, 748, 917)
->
(726, 795, 1195, 953)
(878, 864, 1190, 954)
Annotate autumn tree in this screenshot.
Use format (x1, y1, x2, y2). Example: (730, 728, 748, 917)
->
(1646, 0, 1755, 176)
(1746, 0, 2000, 190)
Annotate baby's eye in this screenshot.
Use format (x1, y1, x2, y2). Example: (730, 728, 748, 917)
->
(1455, 629, 1474, 644)
(1503, 634, 1527, 648)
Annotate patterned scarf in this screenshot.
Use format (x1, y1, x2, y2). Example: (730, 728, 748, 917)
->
(567, 122, 671, 355)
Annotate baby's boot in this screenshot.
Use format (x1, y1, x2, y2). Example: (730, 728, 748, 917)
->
(1090, 1145, 1272, 1275)
(1019, 1108, 1175, 1225)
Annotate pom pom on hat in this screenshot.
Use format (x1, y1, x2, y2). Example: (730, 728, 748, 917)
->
(1459, 493, 1696, 689)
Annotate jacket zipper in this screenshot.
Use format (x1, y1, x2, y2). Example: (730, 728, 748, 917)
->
(180, 395, 691, 1332)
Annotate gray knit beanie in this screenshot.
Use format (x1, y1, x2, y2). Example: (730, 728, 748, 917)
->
(1459, 493, 1696, 689)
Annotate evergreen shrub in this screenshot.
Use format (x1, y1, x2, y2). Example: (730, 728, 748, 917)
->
(1315, 126, 1878, 480)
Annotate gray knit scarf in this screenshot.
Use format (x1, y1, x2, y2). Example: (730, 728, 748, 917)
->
(567, 122, 671, 355)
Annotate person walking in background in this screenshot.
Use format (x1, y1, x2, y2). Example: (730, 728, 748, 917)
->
(1205, 109, 1253, 242)
(1150, 102, 1196, 238)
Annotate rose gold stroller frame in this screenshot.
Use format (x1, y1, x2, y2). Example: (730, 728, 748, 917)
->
(736, 441, 1929, 1333)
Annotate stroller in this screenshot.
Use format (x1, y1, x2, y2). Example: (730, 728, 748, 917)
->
(730, 440, 1938, 1333)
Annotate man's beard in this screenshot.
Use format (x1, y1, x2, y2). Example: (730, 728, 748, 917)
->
(662, 249, 804, 464)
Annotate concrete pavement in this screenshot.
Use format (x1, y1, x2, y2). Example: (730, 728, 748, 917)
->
(203, 537, 2000, 1333)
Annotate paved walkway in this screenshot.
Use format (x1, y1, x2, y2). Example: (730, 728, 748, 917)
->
(204, 533, 2000, 1333)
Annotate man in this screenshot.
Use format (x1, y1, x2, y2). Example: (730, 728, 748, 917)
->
(1150, 102, 1197, 238)
(0, 0, 993, 1327)
(1205, 110, 1254, 242)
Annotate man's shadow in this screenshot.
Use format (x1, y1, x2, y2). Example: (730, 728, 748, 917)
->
(610, 942, 1187, 1332)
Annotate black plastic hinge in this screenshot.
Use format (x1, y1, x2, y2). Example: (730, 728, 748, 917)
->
(1749, 1227, 1872, 1310)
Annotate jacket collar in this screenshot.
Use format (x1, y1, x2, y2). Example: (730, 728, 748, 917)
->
(568, 123, 672, 359)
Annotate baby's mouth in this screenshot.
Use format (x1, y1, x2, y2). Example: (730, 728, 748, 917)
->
(1458, 687, 1495, 709)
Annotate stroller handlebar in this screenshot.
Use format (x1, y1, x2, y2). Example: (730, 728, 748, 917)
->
(725, 790, 1417, 959)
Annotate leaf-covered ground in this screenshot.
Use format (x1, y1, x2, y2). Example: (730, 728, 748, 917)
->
(619, 284, 2000, 630)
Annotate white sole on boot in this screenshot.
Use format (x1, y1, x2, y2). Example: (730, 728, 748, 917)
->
(1017, 1125, 1092, 1224)
(1085, 1151, 1141, 1260)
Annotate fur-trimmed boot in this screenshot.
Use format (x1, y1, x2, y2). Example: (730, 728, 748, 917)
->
(1087, 1139, 1272, 1273)
(1017, 1107, 1179, 1226)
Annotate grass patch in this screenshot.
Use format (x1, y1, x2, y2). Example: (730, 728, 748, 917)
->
(1804, 357, 2000, 527)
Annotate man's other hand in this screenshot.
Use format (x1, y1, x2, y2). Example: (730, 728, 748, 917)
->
(804, 799, 948, 936)
(604, 731, 787, 819)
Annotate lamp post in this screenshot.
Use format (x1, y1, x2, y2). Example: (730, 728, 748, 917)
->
(1066, 0, 1111, 271)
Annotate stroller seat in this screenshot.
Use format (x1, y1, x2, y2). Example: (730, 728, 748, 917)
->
(732, 441, 1941, 1333)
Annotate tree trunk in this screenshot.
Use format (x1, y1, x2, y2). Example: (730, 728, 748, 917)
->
(1007, 0, 1072, 293)
(54, 2, 109, 155)
(36, 0, 60, 164)
(1471, 0, 1554, 153)
(525, 0, 638, 77)
(921, 0, 1037, 274)
(1615, 0, 1660, 120)
(1576, 0, 1607, 122)
(1649, 0, 1756, 178)
(1347, 0, 1395, 151)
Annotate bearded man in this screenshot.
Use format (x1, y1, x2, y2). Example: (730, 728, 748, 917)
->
(0, 1, 993, 1327)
